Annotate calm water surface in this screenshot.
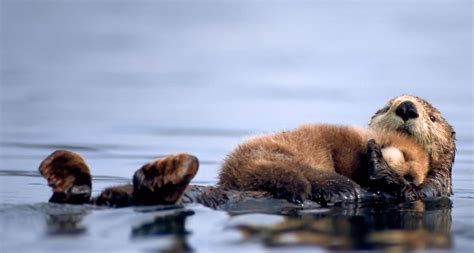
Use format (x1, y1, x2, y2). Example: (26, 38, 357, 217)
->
(1, 0, 472, 252)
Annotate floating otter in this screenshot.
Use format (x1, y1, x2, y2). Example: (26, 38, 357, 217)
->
(218, 125, 429, 204)
(218, 95, 456, 203)
(368, 95, 456, 199)
(38, 95, 455, 207)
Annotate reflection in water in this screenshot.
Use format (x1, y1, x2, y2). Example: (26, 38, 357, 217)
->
(235, 198, 452, 251)
(45, 207, 89, 235)
(46, 214, 86, 235)
(132, 209, 195, 253)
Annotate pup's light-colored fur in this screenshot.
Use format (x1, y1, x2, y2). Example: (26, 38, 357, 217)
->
(219, 124, 429, 202)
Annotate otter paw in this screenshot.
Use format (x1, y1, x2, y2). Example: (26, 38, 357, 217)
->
(309, 175, 362, 206)
(367, 139, 390, 179)
(367, 139, 410, 198)
(250, 165, 312, 204)
(402, 184, 419, 200)
(367, 139, 401, 184)
(39, 150, 92, 204)
(271, 179, 311, 204)
(132, 153, 199, 205)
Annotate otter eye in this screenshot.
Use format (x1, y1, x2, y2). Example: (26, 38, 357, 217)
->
(451, 131, 456, 138)
(429, 115, 436, 122)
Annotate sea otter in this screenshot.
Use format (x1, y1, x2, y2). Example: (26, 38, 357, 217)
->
(217, 125, 429, 204)
(38, 95, 455, 207)
(368, 95, 456, 199)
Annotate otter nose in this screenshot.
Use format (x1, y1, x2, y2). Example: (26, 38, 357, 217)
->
(395, 101, 419, 121)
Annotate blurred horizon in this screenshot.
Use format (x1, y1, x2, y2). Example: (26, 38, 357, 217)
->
(1, 0, 472, 175)
(0, 1, 473, 252)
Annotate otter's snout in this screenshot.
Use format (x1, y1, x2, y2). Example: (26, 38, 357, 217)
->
(395, 101, 419, 121)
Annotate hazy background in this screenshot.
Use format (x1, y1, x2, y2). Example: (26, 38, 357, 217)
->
(0, 1, 472, 252)
(1, 0, 472, 182)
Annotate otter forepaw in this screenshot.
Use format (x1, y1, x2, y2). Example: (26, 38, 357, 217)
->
(367, 139, 390, 179)
(256, 165, 311, 204)
(132, 153, 199, 205)
(367, 139, 412, 198)
(309, 174, 362, 206)
(271, 180, 310, 204)
(367, 139, 400, 183)
(39, 150, 92, 204)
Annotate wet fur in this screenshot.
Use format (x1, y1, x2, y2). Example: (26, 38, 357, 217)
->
(39, 152, 199, 206)
(39, 150, 92, 204)
(218, 124, 429, 204)
(369, 95, 456, 199)
(38, 95, 455, 207)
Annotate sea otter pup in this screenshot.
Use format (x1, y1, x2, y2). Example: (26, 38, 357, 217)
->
(218, 124, 430, 204)
(38, 95, 455, 207)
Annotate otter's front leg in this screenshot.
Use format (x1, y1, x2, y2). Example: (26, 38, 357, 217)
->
(417, 169, 452, 199)
(367, 139, 417, 200)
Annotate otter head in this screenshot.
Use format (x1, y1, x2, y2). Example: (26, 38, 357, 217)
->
(369, 95, 456, 167)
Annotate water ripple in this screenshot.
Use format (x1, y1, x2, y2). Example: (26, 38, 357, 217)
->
(0, 141, 105, 152)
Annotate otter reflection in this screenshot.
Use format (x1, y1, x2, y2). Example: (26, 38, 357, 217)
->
(235, 198, 452, 251)
(131, 209, 194, 253)
(45, 206, 89, 235)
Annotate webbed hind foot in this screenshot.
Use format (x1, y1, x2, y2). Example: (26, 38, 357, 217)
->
(39, 150, 92, 204)
(132, 153, 199, 205)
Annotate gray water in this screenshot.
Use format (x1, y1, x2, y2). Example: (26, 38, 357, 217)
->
(0, 0, 473, 252)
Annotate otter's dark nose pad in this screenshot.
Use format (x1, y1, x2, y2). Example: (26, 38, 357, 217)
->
(395, 101, 419, 121)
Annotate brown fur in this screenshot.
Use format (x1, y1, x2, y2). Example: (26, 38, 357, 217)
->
(38, 150, 92, 204)
(92, 184, 134, 207)
(218, 124, 429, 203)
(38, 95, 455, 207)
(39, 151, 198, 206)
(369, 95, 456, 198)
(132, 153, 199, 205)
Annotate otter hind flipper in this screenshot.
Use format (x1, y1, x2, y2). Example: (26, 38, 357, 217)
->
(132, 153, 199, 206)
(38, 150, 92, 204)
